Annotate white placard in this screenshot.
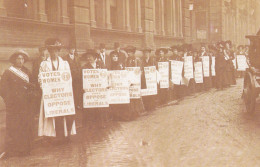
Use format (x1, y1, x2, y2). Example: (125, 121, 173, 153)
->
(141, 66, 157, 96)
(158, 62, 169, 88)
(108, 70, 130, 104)
(126, 67, 141, 99)
(170, 60, 184, 85)
(194, 62, 204, 83)
(202, 56, 210, 77)
(184, 56, 194, 79)
(82, 69, 109, 108)
(237, 55, 248, 71)
(40, 71, 75, 118)
(211, 56, 216, 76)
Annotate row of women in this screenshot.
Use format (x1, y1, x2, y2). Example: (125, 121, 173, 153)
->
(0, 38, 244, 159)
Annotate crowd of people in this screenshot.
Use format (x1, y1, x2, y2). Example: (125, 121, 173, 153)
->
(0, 38, 249, 159)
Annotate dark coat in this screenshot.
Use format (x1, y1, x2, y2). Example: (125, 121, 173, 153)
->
(0, 66, 34, 155)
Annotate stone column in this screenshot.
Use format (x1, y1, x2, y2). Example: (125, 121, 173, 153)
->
(160, 0, 165, 35)
(172, 0, 177, 36)
(125, 0, 131, 31)
(37, 0, 47, 21)
(165, 0, 173, 35)
(153, 0, 157, 34)
(90, 0, 96, 27)
(105, 0, 112, 29)
(179, 0, 183, 37)
(60, 0, 69, 24)
(135, 0, 142, 32)
(0, 0, 6, 16)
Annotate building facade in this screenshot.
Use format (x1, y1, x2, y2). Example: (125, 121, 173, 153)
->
(0, 0, 259, 72)
(187, 0, 260, 45)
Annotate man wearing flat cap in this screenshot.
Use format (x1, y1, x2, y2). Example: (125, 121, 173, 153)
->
(38, 38, 76, 141)
(0, 49, 35, 158)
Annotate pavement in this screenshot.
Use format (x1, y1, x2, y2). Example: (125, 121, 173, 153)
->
(0, 79, 260, 167)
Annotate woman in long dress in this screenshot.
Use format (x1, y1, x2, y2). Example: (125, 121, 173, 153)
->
(0, 50, 35, 158)
(38, 38, 76, 141)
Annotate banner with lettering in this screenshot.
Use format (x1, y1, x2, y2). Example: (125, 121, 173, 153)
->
(126, 67, 141, 99)
(158, 62, 169, 88)
(194, 62, 204, 83)
(108, 70, 130, 104)
(184, 56, 194, 79)
(211, 56, 216, 76)
(141, 66, 157, 96)
(170, 60, 184, 85)
(82, 69, 109, 108)
(236, 55, 248, 71)
(40, 70, 75, 118)
(202, 56, 210, 77)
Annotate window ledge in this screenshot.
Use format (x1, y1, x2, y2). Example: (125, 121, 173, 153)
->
(0, 16, 73, 28)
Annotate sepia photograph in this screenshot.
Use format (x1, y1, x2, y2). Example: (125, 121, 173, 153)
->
(0, 0, 259, 166)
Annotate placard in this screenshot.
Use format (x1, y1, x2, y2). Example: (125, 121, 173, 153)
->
(237, 55, 248, 71)
(141, 66, 157, 96)
(194, 62, 204, 83)
(184, 56, 194, 79)
(126, 67, 141, 99)
(211, 56, 216, 76)
(158, 62, 169, 88)
(202, 56, 210, 77)
(108, 70, 130, 104)
(82, 69, 109, 108)
(170, 60, 184, 85)
(40, 71, 75, 118)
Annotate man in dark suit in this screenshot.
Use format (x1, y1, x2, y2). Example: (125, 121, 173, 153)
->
(63, 45, 81, 109)
(97, 43, 111, 69)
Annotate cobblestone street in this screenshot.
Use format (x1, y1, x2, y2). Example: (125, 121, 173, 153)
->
(0, 79, 259, 167)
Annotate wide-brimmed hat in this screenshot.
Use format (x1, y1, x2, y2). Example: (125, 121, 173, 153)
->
(9, 49, 29, 64)
(155, 47, 169, 56)
(45, 38, 63, 49)
(81, 49, 98, 60)
(123, 45, 136, 54)
(225, 40, 232, 46)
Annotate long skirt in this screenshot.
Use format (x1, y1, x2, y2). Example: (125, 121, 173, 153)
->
(5, 112, 32, 156)
(158, 88, 169, 105)
(82, 108, 108, 129)
(142, 95, 157, 111)
(110, 104, 130, 121)
(203, 77, 212, 90)
(129, 98, 145, 118)
(187, 79, 196, 95)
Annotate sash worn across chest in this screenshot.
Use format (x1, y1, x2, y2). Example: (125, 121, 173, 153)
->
(9, 66, 29, 83)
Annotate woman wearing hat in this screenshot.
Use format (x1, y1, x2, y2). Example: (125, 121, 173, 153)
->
(0, 50, 35, 158)
(38, 38, 76, 141)
(140, 47, 157, 111)
(155, 48, 170, 106)
(108, 50, 131, 121)
(80, 49, 108, 129)
(224, 40, 236, 85)
(125, 46, 146, 119)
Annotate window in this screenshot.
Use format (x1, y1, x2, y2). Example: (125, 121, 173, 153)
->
(5, 0, 35, 19)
